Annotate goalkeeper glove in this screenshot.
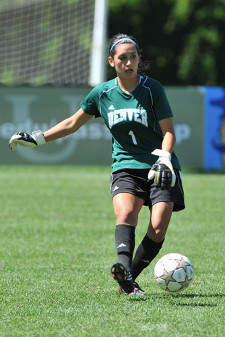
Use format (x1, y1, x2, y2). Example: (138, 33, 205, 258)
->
(9, 130, 46, 151)
(148, 149, 176, 190)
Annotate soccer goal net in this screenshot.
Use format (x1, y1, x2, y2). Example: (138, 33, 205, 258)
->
(0, 0, 106, 86)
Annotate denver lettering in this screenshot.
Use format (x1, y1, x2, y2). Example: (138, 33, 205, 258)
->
(108, 109, 148, 128)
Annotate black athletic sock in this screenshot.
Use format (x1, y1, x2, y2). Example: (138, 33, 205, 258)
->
(115, 224, 135, 271)
(131, 234, 164, 281)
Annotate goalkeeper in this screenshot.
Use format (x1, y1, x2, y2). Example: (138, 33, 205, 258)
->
(9, 33, 185, 296)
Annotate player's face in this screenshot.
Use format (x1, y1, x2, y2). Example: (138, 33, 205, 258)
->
(108, 43, 140, 80)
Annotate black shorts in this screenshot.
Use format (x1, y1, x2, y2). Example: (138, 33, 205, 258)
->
(110, 169, 185, 212)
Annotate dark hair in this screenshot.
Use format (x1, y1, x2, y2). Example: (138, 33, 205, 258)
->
(108, 33, 151, 74)
(109, 33, 140, 57)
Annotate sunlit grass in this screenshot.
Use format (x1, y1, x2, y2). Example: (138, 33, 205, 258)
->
(0, 166, 224, 336)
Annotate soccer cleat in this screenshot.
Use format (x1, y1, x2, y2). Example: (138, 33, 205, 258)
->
(111, 262, 134, 294)
(132, 281, 148, 296)
(118, 281, 148, 296)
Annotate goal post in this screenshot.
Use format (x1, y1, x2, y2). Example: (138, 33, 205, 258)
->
(89, 0, 108, 87)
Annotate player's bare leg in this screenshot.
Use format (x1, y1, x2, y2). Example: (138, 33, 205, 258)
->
(113, 192, 144, 227)
(147, 201, 174, 242)
(131, 201, 174, 281)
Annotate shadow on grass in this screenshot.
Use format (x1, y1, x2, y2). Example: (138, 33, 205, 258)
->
(170, 302, 217, 307)
(150, 292, 224, 307)
(128, 296, 148, 302)
(171, 293, 224, 298)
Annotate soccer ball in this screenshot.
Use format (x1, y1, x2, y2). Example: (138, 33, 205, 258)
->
(154, 253, 194, 292)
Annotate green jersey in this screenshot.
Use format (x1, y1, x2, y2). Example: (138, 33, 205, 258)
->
(80, 75, 181, 172)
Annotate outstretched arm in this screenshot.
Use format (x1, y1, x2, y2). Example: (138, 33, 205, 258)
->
(9, 108, 93, 150)
(43, 108, 93, 142)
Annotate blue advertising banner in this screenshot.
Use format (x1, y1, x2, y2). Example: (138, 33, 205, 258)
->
(205, 87, 225, 170)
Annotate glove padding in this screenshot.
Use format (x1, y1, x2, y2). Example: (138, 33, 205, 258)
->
(148, 149, 176, 190)
(9, 130, 46, 150)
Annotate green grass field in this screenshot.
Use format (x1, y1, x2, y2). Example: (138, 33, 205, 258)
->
(0, 165, 224, 337)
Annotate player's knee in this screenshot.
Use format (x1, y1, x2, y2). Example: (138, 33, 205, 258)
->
(116, 210, 138, 226)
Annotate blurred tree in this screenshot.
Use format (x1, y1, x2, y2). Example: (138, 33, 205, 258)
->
(107, 0, 225, 86)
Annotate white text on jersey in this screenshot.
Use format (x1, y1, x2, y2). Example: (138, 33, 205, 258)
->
(108, 108, 148, 128)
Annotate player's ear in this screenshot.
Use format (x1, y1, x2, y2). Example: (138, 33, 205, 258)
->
(108, 56, 114, 68)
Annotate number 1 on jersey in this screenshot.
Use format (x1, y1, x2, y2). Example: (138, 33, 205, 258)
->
(129, 131, 138, 145)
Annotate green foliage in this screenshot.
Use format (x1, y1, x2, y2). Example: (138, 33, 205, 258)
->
(108, 0, 225, 85)
(41, 38, 62, 64)
(0, 165, 224, 336)
(0, 70, 14, 85)
(110, 0, 139, 10)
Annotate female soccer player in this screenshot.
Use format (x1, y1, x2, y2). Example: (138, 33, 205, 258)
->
(9, 33, 185, 296)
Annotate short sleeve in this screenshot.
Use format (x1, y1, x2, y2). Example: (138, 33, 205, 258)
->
(80, 86, 101, 118)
